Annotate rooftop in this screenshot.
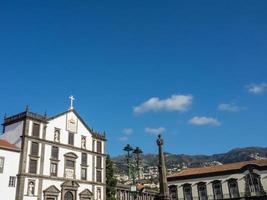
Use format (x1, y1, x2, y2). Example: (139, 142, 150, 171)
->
(167, 159, 267, 181)
(0, 139, 20, 151)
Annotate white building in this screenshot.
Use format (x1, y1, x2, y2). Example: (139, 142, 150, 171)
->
(0, 100, 106, 200)
(167, 159, 267, 200)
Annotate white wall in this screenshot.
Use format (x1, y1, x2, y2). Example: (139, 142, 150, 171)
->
(0, 148, 20, 200)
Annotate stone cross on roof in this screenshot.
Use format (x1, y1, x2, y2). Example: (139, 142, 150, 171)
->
(69, 95, 75, 110)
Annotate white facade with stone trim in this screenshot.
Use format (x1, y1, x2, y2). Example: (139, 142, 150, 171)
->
(0, 107, 106, 200)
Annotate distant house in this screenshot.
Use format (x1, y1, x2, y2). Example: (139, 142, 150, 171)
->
(167, 159, 267, 200)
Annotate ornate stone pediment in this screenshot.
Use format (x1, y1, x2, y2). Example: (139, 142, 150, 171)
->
(43, 185, 60, 194)
(64, 152, 78, 159)
(79, 189, 93, 198)
(61, 180, 80, 188)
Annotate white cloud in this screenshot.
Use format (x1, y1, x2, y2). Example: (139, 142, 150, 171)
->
(218, 103, 242, 112)
(145, 127, 166, 135)
(122, 128, 133, 136)
(118, 128, 133, 141)
(133, 94, 193, 114)
(188, 116, 221, 126)
(246, 83, 267, 94)
(117, 136, 129, 141)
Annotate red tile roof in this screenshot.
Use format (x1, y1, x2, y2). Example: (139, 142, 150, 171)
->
(0, 139, 19, 150)
(168, 159, 267, 179)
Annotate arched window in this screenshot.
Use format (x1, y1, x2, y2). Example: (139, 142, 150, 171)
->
(183, 184, 192, 200)
(64, 191, 73, 200)
(245, 173, 262, 196)
(169, 185, 178, 200)
(212, 180, 223, 199)
(197, 182, 207, 200)
(228, 178, 239, 198)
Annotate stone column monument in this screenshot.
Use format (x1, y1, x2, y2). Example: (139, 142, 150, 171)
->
(157, 134, 170, 200)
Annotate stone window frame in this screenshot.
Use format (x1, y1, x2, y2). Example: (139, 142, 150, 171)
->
(96, 156, 102, 169)
(197, 182, 208, 200)
(96, 169, 102, 183)
(30, 141, 39, 156)
(68, 132, 75, 146)
(245, 172, 262, 195)
(8, 176, 16, 187)
(54, 128, 60, 143)
(28, 158, 38, 174)
(51, 146, 59, 160)
(27, 179, 36, 196)
(50, 162, 58, 177)
(81, 152, 88, 166)
(212, 180, 223, 200)
(183, 183, 192, 200)
(169, 185, 178, 200)
(0, 156, 5, 173)
(81, 135, 86, 149)
(64, 152, 77, 179)
(81, 167, 87, 180)
(227, 178, 239, 198)
(32, 122, 40, 138)
(96, 141, 102, 153)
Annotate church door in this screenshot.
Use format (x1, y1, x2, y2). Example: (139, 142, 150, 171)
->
(64, 191, 73, 200)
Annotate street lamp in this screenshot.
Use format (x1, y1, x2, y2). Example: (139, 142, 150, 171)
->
(123, 144, 144, 199)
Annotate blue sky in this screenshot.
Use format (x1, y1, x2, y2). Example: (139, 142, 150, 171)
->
(0, 1, 266, 156)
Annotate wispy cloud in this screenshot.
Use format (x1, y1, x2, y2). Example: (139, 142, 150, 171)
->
(145, 127, 166, 135)
(118, 128, 133, 141)
(246, 83, 267, 94)
(133, 94, 193, 114)
(188, 116, 221, 126)
(218, 103, 243, 112)
(122, 128, 133, 136)
(118, 136, 129, 141)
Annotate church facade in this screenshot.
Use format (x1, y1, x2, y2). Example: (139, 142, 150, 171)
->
(0, 105, 106, 200)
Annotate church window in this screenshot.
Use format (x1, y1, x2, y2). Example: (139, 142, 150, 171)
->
(228, 179, 239, 198)
(96, 156, 102, 169)
(96, 170, 102, 182)
(64, 153, 77, 179)
(212, 180, 223, 199)
(81, 153, 87, 166)
(8, 176, 16, 187)
(81, 136, 86, 149)
(29, 159, 38, 174)
(0, 157, 4, 173)
(54, 128, 60, 142)
(51, 146, 59, 160)
(97, 141, 102, 153)
(68, 132, 74, 145)
(50, 162, 58, 176)
(81, 167, 87, 180)
(32, 123, 40, 137)
(197, 182, 207, 200)
(27, 180, 35, 196)
(31, 142, 39, 156)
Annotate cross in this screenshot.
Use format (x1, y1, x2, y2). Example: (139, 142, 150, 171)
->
(69, 95, 75, 110)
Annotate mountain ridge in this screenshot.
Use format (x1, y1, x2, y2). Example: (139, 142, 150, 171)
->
(112, 146, 267, 173)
